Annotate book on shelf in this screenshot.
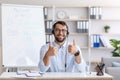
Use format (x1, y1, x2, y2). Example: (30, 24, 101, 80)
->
(82, 21, 86, 33)
(95, 34, 100, 47)
(77, 21, 80, 32)
(99, 35, 107, 47)
(91, 34, 112, 48)
(99, 35, 112, 48)
(46, 34, 54, 43)
(46, 34, 50, 43)
(93, 7, 96, 19)
(77, 21, 89, 33)
(96, 7, 99, 19)
(77, 21, 82, 33)
(98, 7, 102, 19)
(85, 21, 89, 33)
(90, 7, 94, 19)
(44, 7, 48, 19)
(46, 21, 49, 32)
(89, 6, 102, 19)
(91, 34, 100, 48)
(79, 21, 83, 33)
(45, 21, 52, 33)
(49, 21, 53, 31)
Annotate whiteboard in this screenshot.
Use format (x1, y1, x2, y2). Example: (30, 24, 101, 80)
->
(1, 4, 45, 67)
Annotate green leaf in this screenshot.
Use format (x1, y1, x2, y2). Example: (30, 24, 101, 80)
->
(110, 39, 120, 57)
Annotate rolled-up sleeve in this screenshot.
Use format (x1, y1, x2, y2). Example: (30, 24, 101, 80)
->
(74, 46, 86, 72)
(74, 58, 86, 72)
(38, 45, 50, 72)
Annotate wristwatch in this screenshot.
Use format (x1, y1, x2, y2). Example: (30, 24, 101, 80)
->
(74, 50, 80, 56)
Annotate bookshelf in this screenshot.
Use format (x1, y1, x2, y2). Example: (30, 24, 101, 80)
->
(44, 6, 89, 49)
(90, 6, 120, 65)
(43, 5, 120, 66)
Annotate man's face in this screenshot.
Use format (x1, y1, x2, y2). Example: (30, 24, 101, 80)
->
(54, 24, 68, 42)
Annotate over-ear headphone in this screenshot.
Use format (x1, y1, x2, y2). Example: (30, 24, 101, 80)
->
(51, 21, 69, 35)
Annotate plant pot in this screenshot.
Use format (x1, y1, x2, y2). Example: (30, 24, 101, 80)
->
(105, 29, 109, 33)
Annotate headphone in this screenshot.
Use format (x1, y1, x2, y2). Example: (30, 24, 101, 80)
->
(51, 21, 69, 35)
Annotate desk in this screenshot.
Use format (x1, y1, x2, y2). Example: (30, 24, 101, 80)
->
(0, 72, 113, 80)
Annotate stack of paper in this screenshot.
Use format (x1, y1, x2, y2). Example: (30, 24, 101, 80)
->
(16, 70, 44, 77)
(17, 70, 29, 75)
(25, 72, 41, 77)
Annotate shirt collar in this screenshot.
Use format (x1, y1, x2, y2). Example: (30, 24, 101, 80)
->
(53, 40, 68, 49)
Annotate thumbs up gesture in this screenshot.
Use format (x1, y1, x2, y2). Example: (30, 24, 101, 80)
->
(68, 39, 78, 54)
(47, 41, 58, 56)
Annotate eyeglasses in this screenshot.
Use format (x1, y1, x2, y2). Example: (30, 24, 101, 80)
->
(54, 29, 67, 33)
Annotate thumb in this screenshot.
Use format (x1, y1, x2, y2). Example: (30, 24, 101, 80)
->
(73, 39, 76, 46)
(49, 41, 52, 47)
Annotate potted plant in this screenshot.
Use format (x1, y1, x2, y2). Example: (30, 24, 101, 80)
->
(110, 39, 120, 57)
(104, 25, 110, 33)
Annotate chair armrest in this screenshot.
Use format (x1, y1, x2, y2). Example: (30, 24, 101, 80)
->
(106, 67, 120, 80)
(106, 67, 120, 73)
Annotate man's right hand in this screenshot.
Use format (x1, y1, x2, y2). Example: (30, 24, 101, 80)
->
(46, 41, 58, 57)
(43, 42, 58, 66)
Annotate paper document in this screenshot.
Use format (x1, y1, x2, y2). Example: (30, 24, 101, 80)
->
(25, 73, 41, 77)
(17, 70, 29, 75)
(29, 70, 45, 76)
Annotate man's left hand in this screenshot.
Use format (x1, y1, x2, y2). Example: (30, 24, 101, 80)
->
(68, 39, 78, 54)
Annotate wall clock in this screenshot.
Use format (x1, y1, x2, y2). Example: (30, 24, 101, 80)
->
(57, 11, 66, 19)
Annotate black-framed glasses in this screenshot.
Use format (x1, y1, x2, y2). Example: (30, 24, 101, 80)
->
(54, 29, 67, 33)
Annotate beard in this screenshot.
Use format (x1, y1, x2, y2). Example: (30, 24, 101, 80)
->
(55, 35, 67, 42)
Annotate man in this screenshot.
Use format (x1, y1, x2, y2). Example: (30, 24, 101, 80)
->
(38, 21, 86, 72)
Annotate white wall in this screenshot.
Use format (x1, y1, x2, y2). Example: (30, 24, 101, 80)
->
(0, 0, 120, 6)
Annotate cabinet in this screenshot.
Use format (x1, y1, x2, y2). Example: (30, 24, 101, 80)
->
(43, 5, 120, 66)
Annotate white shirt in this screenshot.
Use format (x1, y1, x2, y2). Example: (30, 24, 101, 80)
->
(38, 40, 86, 72)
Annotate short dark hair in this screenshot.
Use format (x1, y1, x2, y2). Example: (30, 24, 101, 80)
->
(52, 21, 68, 30)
